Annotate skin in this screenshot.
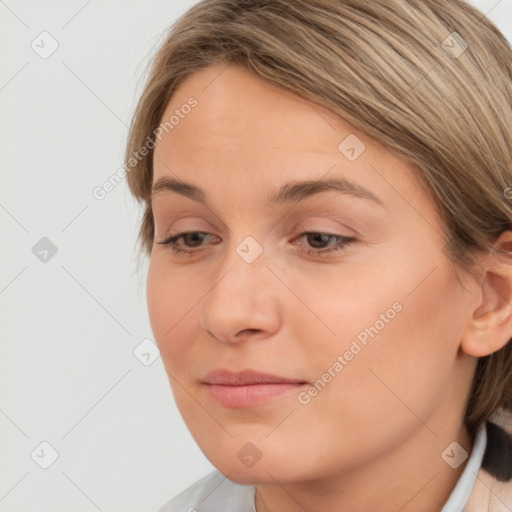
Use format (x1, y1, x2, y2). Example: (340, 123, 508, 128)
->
(147, 63, 512, 512)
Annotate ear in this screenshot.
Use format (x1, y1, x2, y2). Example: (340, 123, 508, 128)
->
(460, 230, 512, 358)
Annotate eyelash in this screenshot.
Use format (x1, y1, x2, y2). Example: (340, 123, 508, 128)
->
(157, 231, 356, 258)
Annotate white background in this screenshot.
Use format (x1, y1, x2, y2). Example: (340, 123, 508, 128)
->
(1, 1, 511, 511)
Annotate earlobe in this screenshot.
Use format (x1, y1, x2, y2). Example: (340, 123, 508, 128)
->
(460, 231, 512, 358)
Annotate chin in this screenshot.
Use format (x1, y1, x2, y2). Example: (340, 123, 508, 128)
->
(215, 464, 281, 486)
(207, 448, 311, 486)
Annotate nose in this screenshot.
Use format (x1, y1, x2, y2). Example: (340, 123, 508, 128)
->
(199, 238, 282, 344)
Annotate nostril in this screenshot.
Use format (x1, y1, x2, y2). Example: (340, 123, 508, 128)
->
(238, 328, 260, 336)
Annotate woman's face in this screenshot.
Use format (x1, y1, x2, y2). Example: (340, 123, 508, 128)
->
(148, 64, 478, 484)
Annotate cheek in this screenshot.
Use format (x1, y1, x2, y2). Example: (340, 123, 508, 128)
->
(146, 258, 172, 338)
(340, 268, 462, 415)
(280, 265, 463, 468)
(146, 257, 200, 367)
(302, 251, 463, 409)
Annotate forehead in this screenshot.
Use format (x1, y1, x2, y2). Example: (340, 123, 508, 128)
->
(151, 65, 435, 224)
(153, 64, 393, 170)
(161, 64, 328, 135)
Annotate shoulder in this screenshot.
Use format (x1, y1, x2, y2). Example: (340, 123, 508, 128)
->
(481, 408, 512, 482)
(156, 469, 256, 512)
(465, 408, 512, 511)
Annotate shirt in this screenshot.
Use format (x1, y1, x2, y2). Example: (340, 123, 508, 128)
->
(157, 408, 512, 512)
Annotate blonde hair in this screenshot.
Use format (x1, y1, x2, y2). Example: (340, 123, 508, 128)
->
(124, 0, 512, 436)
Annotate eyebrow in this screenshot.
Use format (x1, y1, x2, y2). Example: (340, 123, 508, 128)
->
(151, 176, 384, 207)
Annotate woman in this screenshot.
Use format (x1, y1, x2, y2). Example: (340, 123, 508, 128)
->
(125, 0, 512, 510)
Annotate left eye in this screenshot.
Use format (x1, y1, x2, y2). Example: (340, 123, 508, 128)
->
(292, 232, 356, 257)
(157, 231, 356, 257)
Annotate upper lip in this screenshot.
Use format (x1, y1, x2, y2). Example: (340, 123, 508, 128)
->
(202, 368, 308, 386)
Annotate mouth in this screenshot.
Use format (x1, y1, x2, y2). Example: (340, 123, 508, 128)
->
(201, 368, 309, 408)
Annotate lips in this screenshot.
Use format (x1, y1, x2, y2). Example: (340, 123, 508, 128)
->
(201, 369, 308, 408)
(202, 368, 308, 386)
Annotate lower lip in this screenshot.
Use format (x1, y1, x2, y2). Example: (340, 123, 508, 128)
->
(204, 383, 307, 408)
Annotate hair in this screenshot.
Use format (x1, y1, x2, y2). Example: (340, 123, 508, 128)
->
(124, 0, 512, 437)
